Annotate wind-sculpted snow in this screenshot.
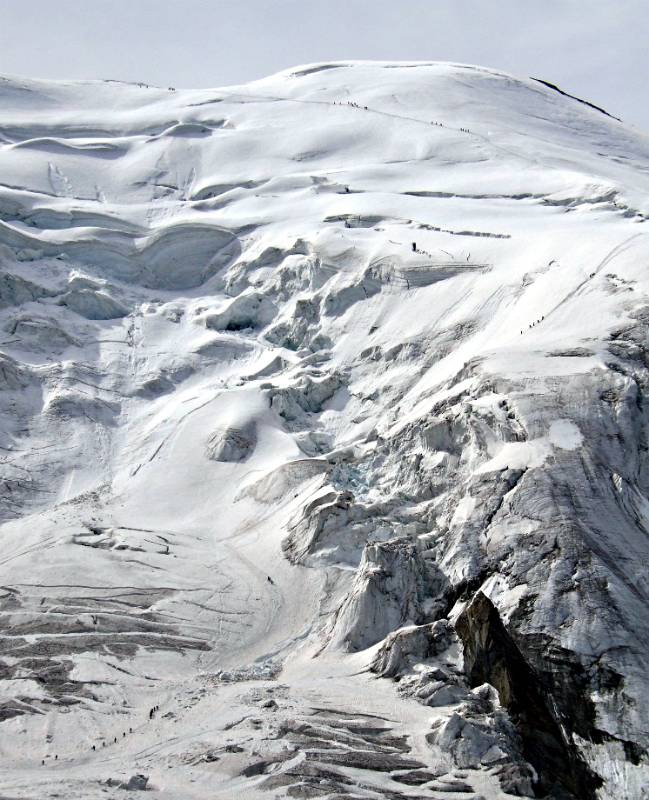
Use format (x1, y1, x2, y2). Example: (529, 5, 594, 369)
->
(1, 62, 649, 799)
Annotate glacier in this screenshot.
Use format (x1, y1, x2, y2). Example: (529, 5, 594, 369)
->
(0, 61, 648, 799)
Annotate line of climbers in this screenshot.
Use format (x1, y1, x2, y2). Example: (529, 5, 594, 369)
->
(132, 82, 175, 91)
(333, 100, 369, 110)
(41, 705, 162, 763)
(329, 99, 476, 135)
(412, 242, 471, 262)
(520, 316, 545, 333)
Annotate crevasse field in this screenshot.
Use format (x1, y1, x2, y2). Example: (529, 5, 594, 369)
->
(0, 61, 648, 799)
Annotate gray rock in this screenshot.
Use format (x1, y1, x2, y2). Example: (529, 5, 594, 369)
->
(119, 774, 149, 790)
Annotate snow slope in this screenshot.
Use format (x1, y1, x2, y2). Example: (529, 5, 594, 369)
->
(1, 61, 649, 799)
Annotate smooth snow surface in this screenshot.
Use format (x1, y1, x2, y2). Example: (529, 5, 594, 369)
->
(1, 62, 649, 799)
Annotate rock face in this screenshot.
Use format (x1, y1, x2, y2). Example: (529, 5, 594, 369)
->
(456, 592, 603, 799)
(0, 62, 648, 799)
(121, 774, 149, 791)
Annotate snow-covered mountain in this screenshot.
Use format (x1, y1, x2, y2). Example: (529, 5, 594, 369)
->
(1, 61, 648, 799)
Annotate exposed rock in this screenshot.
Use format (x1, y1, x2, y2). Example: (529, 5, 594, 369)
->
(120, 774, 149, 790)
(456, 591, 603, 799)
(390, 768, 445, 785)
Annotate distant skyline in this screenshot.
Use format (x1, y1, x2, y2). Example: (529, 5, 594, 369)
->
(2, 0, 648, 132)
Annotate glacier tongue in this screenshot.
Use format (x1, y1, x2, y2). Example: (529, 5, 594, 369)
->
(1, 61, 649, 799)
